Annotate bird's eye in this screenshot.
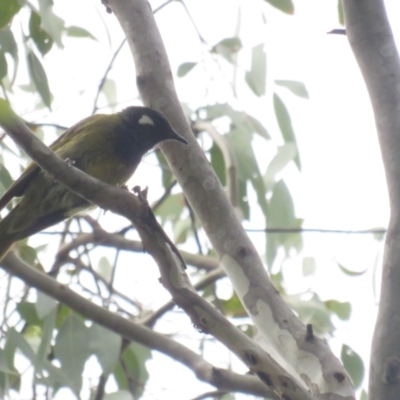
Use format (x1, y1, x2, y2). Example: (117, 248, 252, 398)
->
(138, 115, 155, 126)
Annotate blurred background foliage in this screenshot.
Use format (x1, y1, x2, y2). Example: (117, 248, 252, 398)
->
(0, 0, 370, 399)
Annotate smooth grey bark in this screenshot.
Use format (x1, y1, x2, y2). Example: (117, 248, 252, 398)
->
(343, 1, 400, 399)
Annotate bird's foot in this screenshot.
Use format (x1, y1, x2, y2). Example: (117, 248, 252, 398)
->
(132, 186, 149, 203)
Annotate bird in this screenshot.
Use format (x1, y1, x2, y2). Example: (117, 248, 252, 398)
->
(0, 106, 187, 261)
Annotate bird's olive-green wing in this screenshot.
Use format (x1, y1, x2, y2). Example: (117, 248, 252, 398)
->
(0, 115, 105, 211)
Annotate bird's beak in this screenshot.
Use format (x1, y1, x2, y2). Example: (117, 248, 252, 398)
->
(168, 128, 188, 145)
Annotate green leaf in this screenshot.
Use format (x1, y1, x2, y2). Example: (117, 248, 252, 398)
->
(173, 217, 191, 244)
(17, 244, 37, 265)
(325, 300, 351, 320)
(0, 350, 15, 374)
(35, 291, 57, 319)
(0, 0, 21, 30)
(302, 256, 316, 276)
(7, 329, 36, 363)
(54, 315, 90, 394)
(29, 11, 53, 56)
(37, 0, 65, 47)
(246, 114, 270, 140)
(27, 49, 52, 108)
(359, 389, 367, 400)
(101, 78, 117, 109)
(155, 150, 173, 188)
(17, 302, 41, 325)
(0, 164, 13, 195)
(113, 342, 151, 398)
(275, 80, 309, 98)
(264, 143, 297, 190)
(220, 294, 247, 317)
(284, 294, 334, 334)
(35, 309, 56, 372)
(245, 44, 266, 96)
(177, 62, 197, 77)
(210, 142, 226, 186)
(273, 93, 301, 170)
(0, 29, 18, 83)
(212, 37, 242, 63)
(154, 193, 185, 224)
(89, 324, 121, 376)
(264, 0, 294, 14)
(226, 127, 268, 217)
(341, 344, 364, 389)
(65, 26, 97, 40)
(337, 262, 367, 277)
(0, 51, 7, 80)
(266, 180, 302, 267)
(338, 0, 344, 25)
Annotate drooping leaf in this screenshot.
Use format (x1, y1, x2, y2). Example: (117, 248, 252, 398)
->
(101, 78, 117, 109)
(113, 342, 151, 399)
(325, 300, 351, 320)
(341, 344, 364, 389)
(264, 143, 297, 190)
(285, 294, 334, 334)
(17, 302, 41, 326)
(226, 127, 268, 217)
(0, 28, 18, 84)
(27, 49, 52, 108)
(264, 0, 294, 14)
(89, 324, 121, 376)
(155, 150, 173, 188)
(245, 114, 270, 140)
(0, 0, 21, 30)
(337, 262, 367, 277)
(65, 26, 97, 40)
(54, 315, 90, 394)
(275, 80, 309, 98)
(211, 37, 242, 64)
(177, 62, 197, 77)
(29, 11, 53, 56)
(266, 180, 302, 267)
(338, 0, 344, 25)
(0, 51, 7, 80)
(273, 93, 301, 169)
(35, 291, 57, 319)
(154, 193, 185, 224)
(210, 141, 226, 186)
(37, 0, 65, 47)
(245, 44, 266, 96)
(34, 309, 56, 372)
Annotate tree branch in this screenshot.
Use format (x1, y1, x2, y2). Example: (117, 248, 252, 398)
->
(343, 1, 400, 399)
(108, 0, 355, 397)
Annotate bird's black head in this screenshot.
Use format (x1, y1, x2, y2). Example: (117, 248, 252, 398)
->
(119, 106, 187, 151)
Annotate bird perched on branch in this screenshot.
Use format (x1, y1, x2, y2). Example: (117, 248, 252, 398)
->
(0, 106, 187, 261)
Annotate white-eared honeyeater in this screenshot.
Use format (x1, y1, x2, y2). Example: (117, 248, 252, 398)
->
(0, 106, 187, 260)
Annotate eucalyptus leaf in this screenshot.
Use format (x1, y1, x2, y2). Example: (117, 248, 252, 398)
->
(27, 49, 52, 108)
(273, 93, 301, 170)
(0, 0, 21, 30)
(177, 62, 197, 77)
(245, 44, 266, 96)
(275, 80, 309, 98)
(54, 315, 90, 394)
(341, 344, 364, 389)
(264, 0, 294, 14)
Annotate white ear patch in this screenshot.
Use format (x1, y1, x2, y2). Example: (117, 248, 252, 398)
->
(138, 114, 155, 126)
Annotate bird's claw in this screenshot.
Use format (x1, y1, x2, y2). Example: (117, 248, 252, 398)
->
(132, 186, 149, 203)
